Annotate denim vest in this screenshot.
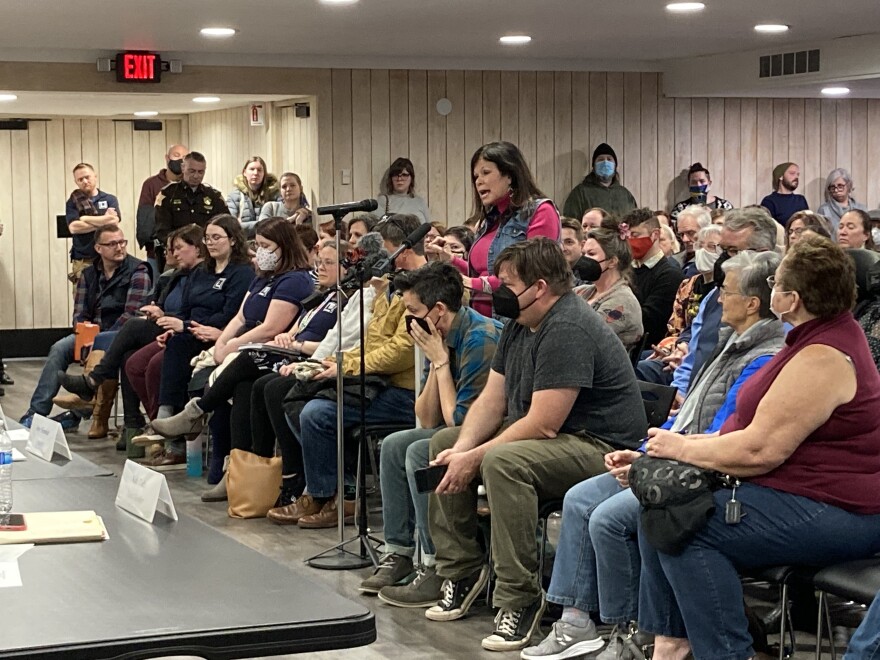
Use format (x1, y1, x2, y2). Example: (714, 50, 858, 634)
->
(477, 197, 556, 277)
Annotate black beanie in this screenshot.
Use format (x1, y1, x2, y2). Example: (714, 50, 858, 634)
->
(592, 142, 617, 165)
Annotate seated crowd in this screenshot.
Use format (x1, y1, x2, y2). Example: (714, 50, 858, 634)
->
(16, 139, 880, 659)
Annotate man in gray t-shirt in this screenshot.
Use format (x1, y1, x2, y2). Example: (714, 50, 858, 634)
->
(426, 238, 647, 653)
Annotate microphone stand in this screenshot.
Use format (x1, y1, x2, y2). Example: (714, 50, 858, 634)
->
(307, 212, 382, 570)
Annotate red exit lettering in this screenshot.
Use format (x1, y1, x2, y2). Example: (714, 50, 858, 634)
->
(123, 53, 156, 80)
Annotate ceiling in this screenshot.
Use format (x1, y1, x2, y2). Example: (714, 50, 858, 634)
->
(1, 0, 879, 67)
(1, 1, 879, 115)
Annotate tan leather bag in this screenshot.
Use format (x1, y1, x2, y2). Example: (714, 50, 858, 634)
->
(226, 449, 282, 519)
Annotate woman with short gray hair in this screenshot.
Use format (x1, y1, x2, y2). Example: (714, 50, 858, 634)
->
(817, 168, 867, 232)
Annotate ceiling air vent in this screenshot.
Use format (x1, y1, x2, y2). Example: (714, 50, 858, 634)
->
(760, 49, 820, 78)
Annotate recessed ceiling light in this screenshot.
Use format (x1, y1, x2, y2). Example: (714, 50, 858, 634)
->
(754, 24, 790, 33)
(319, 0, 359, 5)
(666, 2, 706, 12)
(134, 111, 159, 117)
(822, 87, 850, 96)
(0, 93, 17, 102)
(499, 35, 532, 45)
(193, 96, 221, 104)
(200, 27, 237, 37)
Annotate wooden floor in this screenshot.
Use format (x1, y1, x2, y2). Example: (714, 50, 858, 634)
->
(1, 359, 857, 659)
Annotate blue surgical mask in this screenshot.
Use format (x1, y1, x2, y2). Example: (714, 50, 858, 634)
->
(595, 160, 615, 178)
(689, 184, 709, 194)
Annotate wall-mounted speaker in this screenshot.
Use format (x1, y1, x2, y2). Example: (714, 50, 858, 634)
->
(133, 120, 163, 131)
(294, 103, 311, 118)
(0, 119, 28, 131)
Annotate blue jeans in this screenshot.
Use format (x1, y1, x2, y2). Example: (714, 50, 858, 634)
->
(635, 357, 674, 385)
(29, 331, 115, 416)
(547, 473, 641, 623)
(638, 483, 880, 660)
(297, 387, 415, 498)
(845, 591, 880, 659)
(380, 430, 437, 564)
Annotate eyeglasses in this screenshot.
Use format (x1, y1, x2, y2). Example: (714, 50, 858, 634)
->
(317, 259, 339, 268)
(203, 234, 228, 244)
(788, 226, 806, 236)
(827, 183, 848, 191)
(97, 239, 128, 249)
(718, 285, 748, 299)
(392, 172, 412, 179)
(766, 276, 776, 288)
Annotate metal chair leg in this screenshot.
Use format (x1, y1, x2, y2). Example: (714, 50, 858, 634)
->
(538, 518, 548, 580)
(825, 591, 836, 660)
(777, 582, 798, 659)
(816, 590, 826, 660)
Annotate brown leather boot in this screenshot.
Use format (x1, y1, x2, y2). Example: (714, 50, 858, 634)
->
(54, 349, 105, 411)
(87, 379, 118, 439)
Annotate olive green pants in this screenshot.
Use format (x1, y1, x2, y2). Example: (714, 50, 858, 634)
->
(428, 426, 612, 609)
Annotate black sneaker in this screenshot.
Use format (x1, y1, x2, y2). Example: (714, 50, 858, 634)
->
(425, 565, 490, 622)
(0, 371, 13, 385)
(481, 593, 547, 651)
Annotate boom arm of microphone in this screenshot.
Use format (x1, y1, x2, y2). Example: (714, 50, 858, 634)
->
(371, 223, 433, 277)
(315, 199, 379, 217)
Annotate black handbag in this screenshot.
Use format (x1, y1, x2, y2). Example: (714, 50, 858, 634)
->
(628, 455, 724, 555)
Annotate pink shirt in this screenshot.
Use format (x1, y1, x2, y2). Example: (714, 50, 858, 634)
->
(453, 198, 560, 316)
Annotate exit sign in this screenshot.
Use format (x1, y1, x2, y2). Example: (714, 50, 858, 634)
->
(115, 51, 162, 83)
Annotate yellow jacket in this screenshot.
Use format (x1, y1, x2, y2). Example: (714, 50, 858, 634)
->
(340, 287, 415, 390)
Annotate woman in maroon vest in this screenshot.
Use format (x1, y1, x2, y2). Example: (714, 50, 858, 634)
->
(637, 235, 880, 660)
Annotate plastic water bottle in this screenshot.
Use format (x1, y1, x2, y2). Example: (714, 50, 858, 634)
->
(0, 419, 13, 516)
(185, 434, 203, 478)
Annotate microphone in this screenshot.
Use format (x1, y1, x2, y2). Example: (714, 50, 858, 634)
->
(371, 223, 433, 277)
(338, 232, 388, 288)
(315, 199, 379, 216)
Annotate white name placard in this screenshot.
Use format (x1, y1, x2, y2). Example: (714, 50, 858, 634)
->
(115, 460, 178, 523)
(0, 544, 33, 589)
(25, 415, 71, 462)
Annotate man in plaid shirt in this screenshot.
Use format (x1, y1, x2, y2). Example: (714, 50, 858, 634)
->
(358, 261, 502, 606)
(20, 224, 151, 430)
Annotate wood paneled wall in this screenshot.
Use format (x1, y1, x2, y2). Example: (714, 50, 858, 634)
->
(186, 103, 320, 208)
(6, 68, 880, 332)
(320, 71, 880, 225)
(0, 119, 186, 330)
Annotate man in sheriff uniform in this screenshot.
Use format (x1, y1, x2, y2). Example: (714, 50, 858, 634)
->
(153, 150, 225, 269)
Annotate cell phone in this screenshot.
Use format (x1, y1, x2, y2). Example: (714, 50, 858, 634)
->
(406, 315, 432, 335)
(651, 344, 671, 357)
(414, 464, 448, 494)
(0, 514, 27, 531)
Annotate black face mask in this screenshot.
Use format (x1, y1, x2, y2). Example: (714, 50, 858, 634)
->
(492, 282, 537, 319)
(573, 256, 604, 283)
(168, 159, 183, 176)
(713, 250, 732, 286)
(405, 313, 432, 335)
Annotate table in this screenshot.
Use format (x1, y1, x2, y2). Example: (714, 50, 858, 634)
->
(11, 442, 113, 481)
(4, 419, 112, 481)
(0, 477, 376, 658)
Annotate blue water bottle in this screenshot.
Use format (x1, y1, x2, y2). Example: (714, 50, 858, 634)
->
(185, 435, 203, 477)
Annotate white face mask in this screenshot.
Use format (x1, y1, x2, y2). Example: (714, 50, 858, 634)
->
(872, 228, 880, 245)
(255, 246, 280, 271)
(770, 287, 794, 321)
(694, 248, 720, 274)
